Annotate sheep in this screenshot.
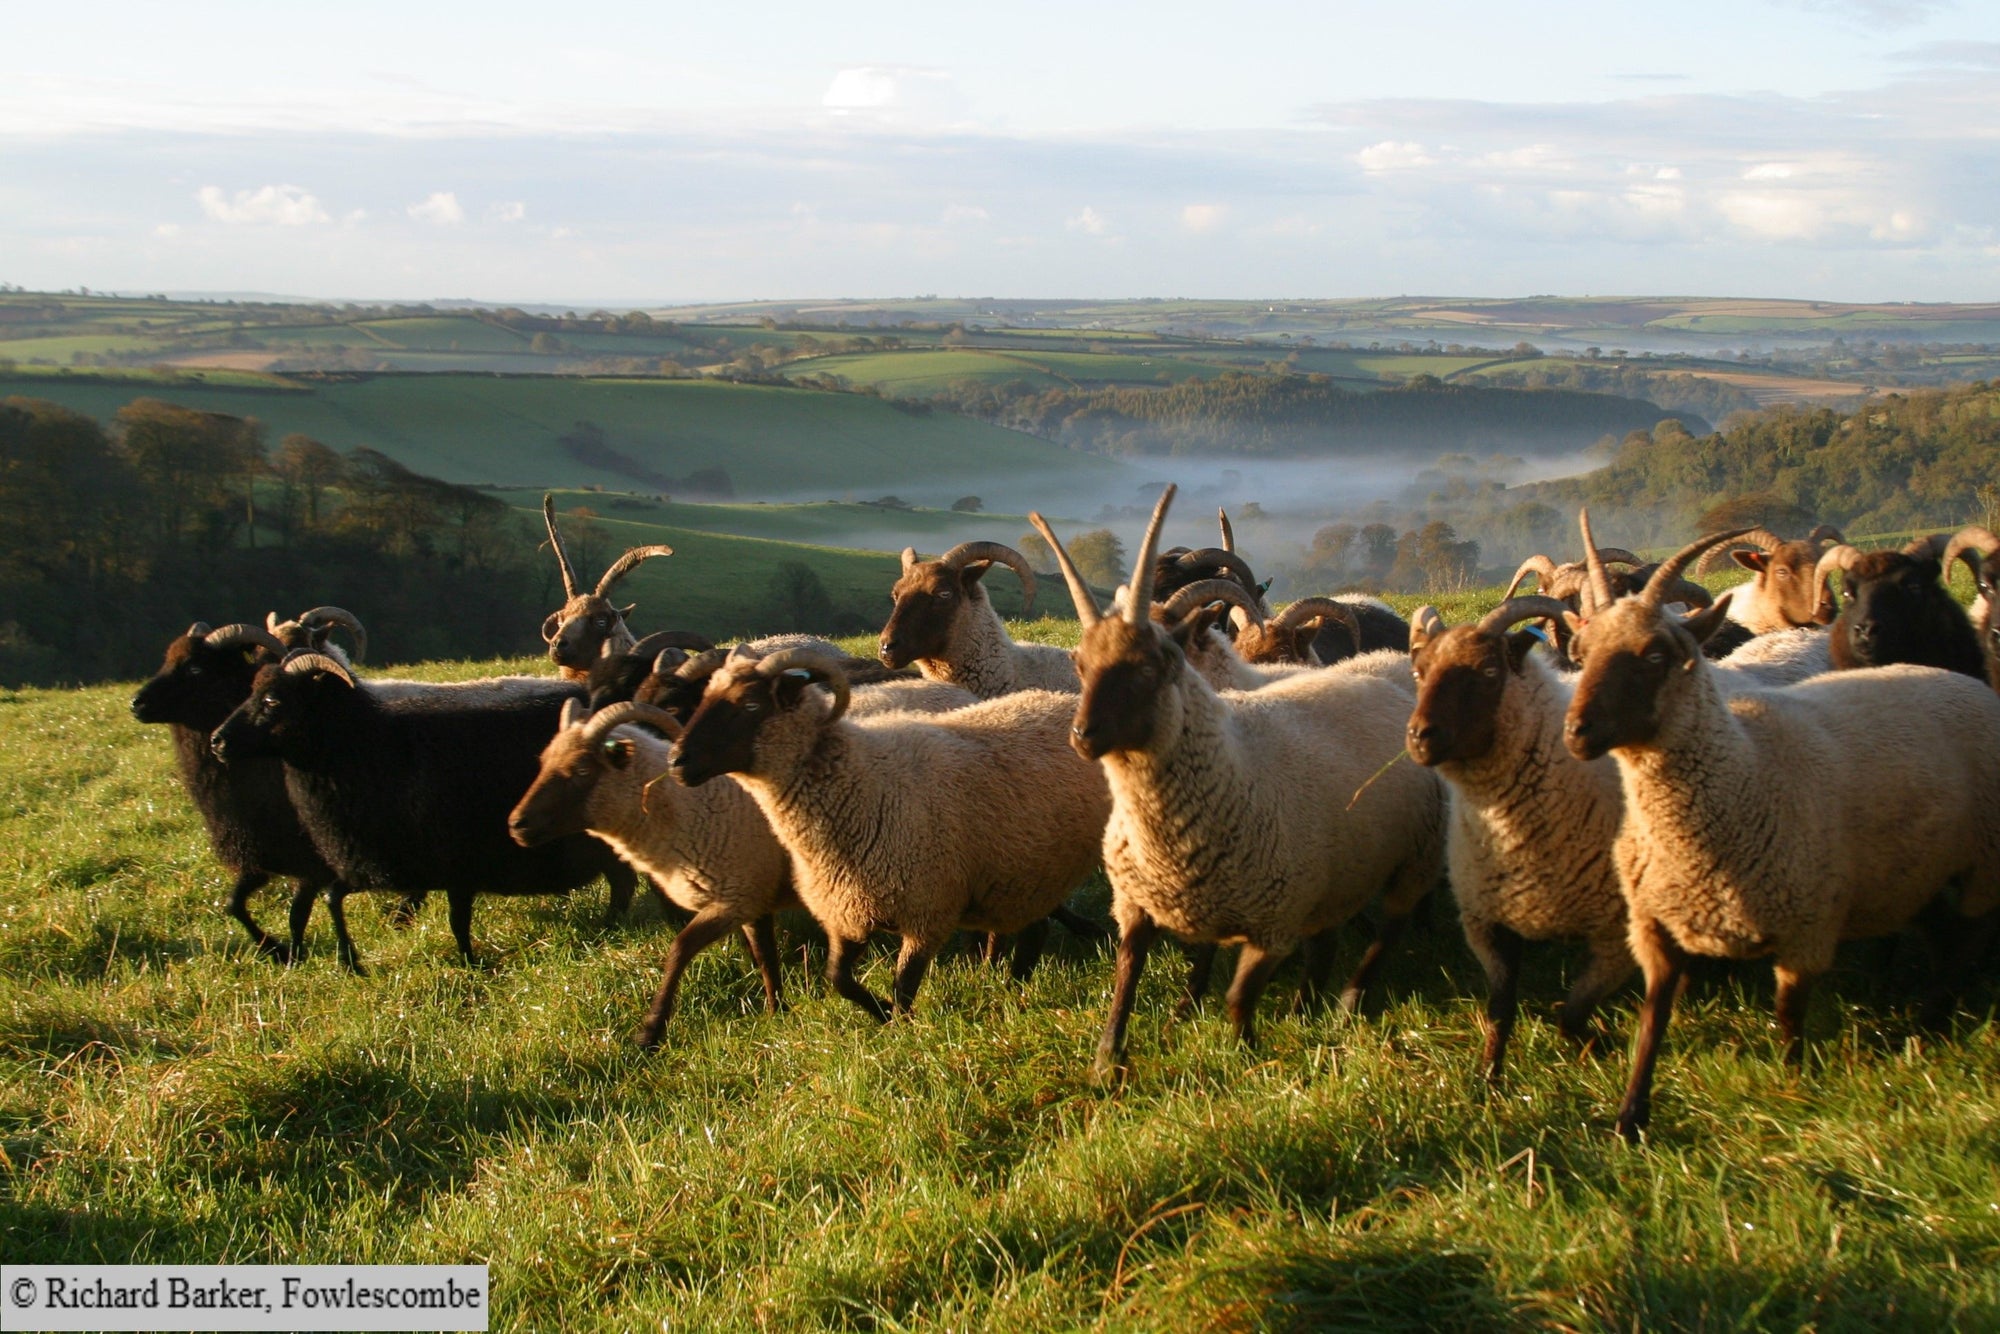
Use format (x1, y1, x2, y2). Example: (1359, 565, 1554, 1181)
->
(1031, 485, 1446, 1075)
(669, 647, 1112, 1021)
(878, 541, 1079, 698)
(1816, 534, 1986, 680)
(1691, 525, 1844, 636)
(130, 622, 350, 966)
(509, 698, 795, 1047)
(1562, 531, 2000, 1141)
(583, 630, 718, 712)
(1509, 537, 1717, 662)
(210, 652, 641, 967)
(265, 605, 368, 665)
(627, 644, 969, 723)
(541, 493, 677, 679)
(1150, 579, 1356, 691)
(1404, 597, 1634, 1081)
(1943, 525, 2000, 690)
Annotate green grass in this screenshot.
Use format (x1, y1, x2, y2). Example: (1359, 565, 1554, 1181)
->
(5, 590, 1997, 1329)
(785, 348, 1227, 394)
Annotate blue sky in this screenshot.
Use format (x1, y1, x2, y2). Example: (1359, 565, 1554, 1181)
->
(6, 0, 1999, 303)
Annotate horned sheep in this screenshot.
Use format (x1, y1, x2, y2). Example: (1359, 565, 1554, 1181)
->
(1943, 525, 2000, 690)
(540, 494, 677, 680)
(1562, 531, 2000, 1141)
(877, 541, 1078, 697)
(1818, 534, 1986, 681)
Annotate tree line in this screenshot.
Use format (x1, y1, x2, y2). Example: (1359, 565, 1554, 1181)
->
(0, 395, 551, 686)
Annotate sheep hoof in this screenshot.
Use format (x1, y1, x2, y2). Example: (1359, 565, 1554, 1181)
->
(1614, 1110, 1648, 1144)
(631, 1027, 664, 1051)
(1334, 986, 1365, 1015)
(1091, 1051, 1131, 1087)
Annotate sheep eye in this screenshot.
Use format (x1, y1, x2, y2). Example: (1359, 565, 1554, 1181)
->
(744, 700, 761, 713)
(187, 665, 203, 676)
(1774, 568, 1789, 580)
(1644, 650, 1665, 665)
(1482, 665, 1498, 678)
(938, 590, 954, 602)
(593, 617, 607, 629)
(262, 695, 280, 708)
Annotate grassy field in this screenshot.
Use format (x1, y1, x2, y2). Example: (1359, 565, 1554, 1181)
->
(4, 579, 1996, 1330)
(0, 371, 1129, 509)
(785, 348, 1231, 394)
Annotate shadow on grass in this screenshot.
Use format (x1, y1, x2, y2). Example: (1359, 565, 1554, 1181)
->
(1175, 1236, 1519, 1334)
(0, 1198, 204, 1265)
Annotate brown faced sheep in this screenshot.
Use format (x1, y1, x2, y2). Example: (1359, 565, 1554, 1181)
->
(1692, 525, 1844, 635)
(877, 541, 1077, 698)
(541, 493, 676, 679)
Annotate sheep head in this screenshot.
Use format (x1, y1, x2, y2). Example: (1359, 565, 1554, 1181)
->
(878, 541, 1037, 669)
(510, 699, 683, 847)
(541, 494, 675, 673)
(131, 622, 288, 729)
(265, 606, 368, 664)
(1944, 526, 2000, 689)
(208, 651, 356, 765)
(1563, 526, 1747, 760)
(1405, 597, 1568, 766)
(1694, 525, 1842, 629)
(583, 629, 716, 712)
(1817, 534, 1983, 676)
(671, 646, 851, 787)
(1148, 543, 1269, 619)
(1033, 484, 1182, 761)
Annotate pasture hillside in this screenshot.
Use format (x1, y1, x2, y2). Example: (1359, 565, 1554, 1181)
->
(0, 371, 1129, 508)
(3, 601, 1996, 1330)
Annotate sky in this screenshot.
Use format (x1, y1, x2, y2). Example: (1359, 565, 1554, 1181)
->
(5, 0, 1999, 305)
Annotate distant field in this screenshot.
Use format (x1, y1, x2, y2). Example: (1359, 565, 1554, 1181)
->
(0, 371, 1129, 509)
(785, 347, 1227, 394)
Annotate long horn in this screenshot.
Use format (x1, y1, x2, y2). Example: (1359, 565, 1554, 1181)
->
(280, 650, 354, 687)
(1027, 511, 1100, 629)
(1504, 554, 1558, 600)
(1814, 543, 1866, 593)
(264, 612, 283, 635)
(1273, 596, 1361, 654)
(1593, 547, 1643, 568)
(560, 697, 584, 731)
(1693, 526, 1785, 575)
(1807, 524, 1846, 546)
(940, 541, 1037, 613)
(542, 494, 580, 598)
(582, 699, 684, 746)
(1475, 596, 1575, 637)
(1900, 532, 1950, 561)
(203, 623, 286, 655)
(1641, 528, 1755, 608)
(594, 544, 675, 599)
(1127, 484, 1178, 626)
(631, 629, 715, 657)
(1218, 507, 1236, 553)
(296, 606, 367, 663)
(1410, 605, 1447, 644)
(1161, 578, 1265, 624)
(1578, 509, 1616, 613)
(1172, 546, 1262, 595)
(672, 648, 732, 682)
(756, 648, 851, 722)
(186, 621, 213, 639)
(1942, 526, 2000, 585)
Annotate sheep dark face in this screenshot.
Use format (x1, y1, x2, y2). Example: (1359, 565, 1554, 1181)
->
(1563, 600, 1729, 760)
(544, 594, 632, 672)
(510, 734, 623, 846)
(1829, 552, 1983, 678)
(210, 662, 350, 765)
(879, 555, 990, 669)
(672, 675, 781, 786)
(1070, 619, 1181, 760)
(131, 631, 270, 729)
(1406, 627, 1529, 767)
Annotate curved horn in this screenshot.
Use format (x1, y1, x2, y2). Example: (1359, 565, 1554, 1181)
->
(1411, 605, 1447, 643)
(559, 697, 584, 732)
(1942, 526, 2000, 585)
(203, 623, 286, 655)
(756, 648, 851, 723)
(1171, 546, 1262, 595)
(1217, 507, 1236, 553)
(582, 699, 684, 746)
(1641, 528, 1755, 608)
(1274, 596, 1361, 654)
(672, 647, 731, 682)
(1900, 532, 1950, 561)
(279, 650, 354, 687)
(1162, 578, 1265, 624)
(296, 606, 367, 663)
(1593, 547, 1643, 568)
(186, 621, 213, 639)
(542, 494, 580, 598)
(264, 611, 283, 635)
(1578, 508, 1616, 614)
(1028, 512, 1100, 629)
(1504, 554, 1558, 600)
(1807, 523, 1846, 546)
(1127, 484, 1178, 626)
(940, 541, 1037, 613)
(1813, 543, 1867, 593)
(1692, 526, 1785, 575)
(1475, 595, 1574, 637)
(631, 629, 715, 658)
(594, 544, 675, 599)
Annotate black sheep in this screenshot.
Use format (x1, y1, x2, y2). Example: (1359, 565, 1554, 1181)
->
(210, 652, 641, 965)
(1822, 536, 1986, 681)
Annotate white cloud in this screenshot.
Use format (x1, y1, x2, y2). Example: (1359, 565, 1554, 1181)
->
(152, 222, 180, 238)
(1354, 140, 1436, 172)
(1066, 205, 1112, 236)
(942, 203, 989, 225)
(1181, 203, 1227, 234)
(1780, 0, 1955, 31)
(195, 183, 328, 226)
(408, 191, 465, 226)
(490, 200, 527, 223)
(821, 66, 964, 122)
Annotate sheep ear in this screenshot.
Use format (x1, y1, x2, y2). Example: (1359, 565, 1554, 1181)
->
(616, 603, 636, 619)
(1732, 550, 1769, 573)
(602, 737, 633, 770)
(1681, 593, 1734, 648)
(959, 560, 993, 586)
(771, 668, 814, 710)
(900, 546, 919, 573)
(1561, 610, 1587, 636)
(1505, 629, 1539, 672)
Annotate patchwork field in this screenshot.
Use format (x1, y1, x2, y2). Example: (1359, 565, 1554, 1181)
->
(4, 574, 1997, 1329)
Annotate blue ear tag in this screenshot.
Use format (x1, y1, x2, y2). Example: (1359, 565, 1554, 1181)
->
(1524, 625, 1551, 646)
(783, 669, 812, 680)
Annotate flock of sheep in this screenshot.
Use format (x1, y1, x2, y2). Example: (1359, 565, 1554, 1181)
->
(128, 490, 2000, 1141)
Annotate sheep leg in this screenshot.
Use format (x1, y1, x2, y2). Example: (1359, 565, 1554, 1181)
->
(284, 879, 320, 965)
(387, 892, 423, 930)
(1225, 944, 1285, 1049)
(634, 906, 739, 1049)
(223, 869, 286, 962)
(1616, 917, 1689, 1143)
(1050, 903, 1107, 939)
(600, 862, 639, 927)
(1558, 938, 1636, 1052)
(1175, 942, 1218, 1020)
(446, 889, 478, 965)
(1009, 918, 1049, 983)
(1293, 929, 1340, 1016)
(826, 935, 890, 1023)
(325, 886, 367, 976)
(1337, 910, 1412, 1014)
(1467, 920, 1525, 1083)
(891, 939, 938, 1016)
(1918, 907, 1999, 1031)
(1772, 964, 1816, 1068)
(1096, 914, 1161, 1079)
(741, 915, 785, 1015)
